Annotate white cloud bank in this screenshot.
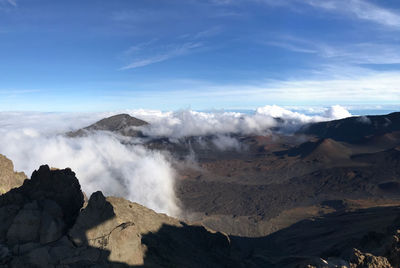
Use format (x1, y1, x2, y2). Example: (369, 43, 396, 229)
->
(128, 105, 352, 138)
(0, 105, 352, 216)
(0, 113, 179, 216)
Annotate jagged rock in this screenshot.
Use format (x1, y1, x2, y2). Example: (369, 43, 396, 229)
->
(0, 161, 237, 267)
(1, 166, 83, 248)
(0, 165, 85, 266)
(23, 165, 84, 226)
(0, 154, 26, 195)
(348, 248, 392, 268)
(0, 165, 84, 227)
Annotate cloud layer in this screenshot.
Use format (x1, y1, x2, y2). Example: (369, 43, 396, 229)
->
(0, 105, 352, 216)
(128, 105, 352, 138)
(0, 113, 179, 216)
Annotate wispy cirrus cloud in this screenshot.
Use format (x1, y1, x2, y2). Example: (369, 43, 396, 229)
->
(317, 43, 400, 64)
(263, 40, 317, 54)
(108, 65, 400, 110)
(191, 75, 400, 103)
(2, 0, 16, 6)
(302, 0, 400, 27)
(0, 0, 16, 10)
(302, 0, 400, 28)
(120, 42, 202, 70)
(120, 25, 219, 70)
(256, 0, 400, 28)
(264, 35, 400, 65)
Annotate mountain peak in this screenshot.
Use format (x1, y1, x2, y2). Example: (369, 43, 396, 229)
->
(84, 113, 148, 132)
(68, 113, 149, 137)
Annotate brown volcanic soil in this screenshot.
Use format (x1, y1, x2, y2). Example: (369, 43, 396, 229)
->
(173, 132, 400, 237)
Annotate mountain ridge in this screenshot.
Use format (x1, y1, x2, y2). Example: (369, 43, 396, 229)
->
(298, 112, 400, 143)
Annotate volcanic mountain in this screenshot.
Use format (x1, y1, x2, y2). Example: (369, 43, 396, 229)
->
(67, 113, 148, 137)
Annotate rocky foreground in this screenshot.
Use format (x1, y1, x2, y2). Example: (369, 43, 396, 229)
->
(0, 154, 399, 267)
(0, 161, 235, 267)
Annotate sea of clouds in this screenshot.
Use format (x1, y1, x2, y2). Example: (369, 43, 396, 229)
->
(0, 105, 352, 216)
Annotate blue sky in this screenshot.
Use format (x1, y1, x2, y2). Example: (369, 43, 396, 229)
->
(0, 0, 400, 112)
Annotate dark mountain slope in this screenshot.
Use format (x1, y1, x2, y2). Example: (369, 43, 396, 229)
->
(298, 112, 400, 143)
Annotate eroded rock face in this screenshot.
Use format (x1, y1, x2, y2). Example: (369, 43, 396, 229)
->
(0, 165, 84, 228)
(0, 154, 26, 195)
(0, 164, 236, 267)
(0, 165, 86, 267)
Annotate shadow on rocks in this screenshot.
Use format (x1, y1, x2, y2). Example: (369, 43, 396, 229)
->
(0, 165, 239, 267)
(0, 165, 129, 267)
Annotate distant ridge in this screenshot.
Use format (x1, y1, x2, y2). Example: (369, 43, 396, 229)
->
(67, 113, 149, 137)
(298, 112, 400, 143)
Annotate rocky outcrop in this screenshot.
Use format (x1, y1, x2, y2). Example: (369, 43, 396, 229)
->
(0, 164, 236, 267)
(0, 154, 26, 195)
(0, 166, 84, 265)
(348, 248, 392, 268)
